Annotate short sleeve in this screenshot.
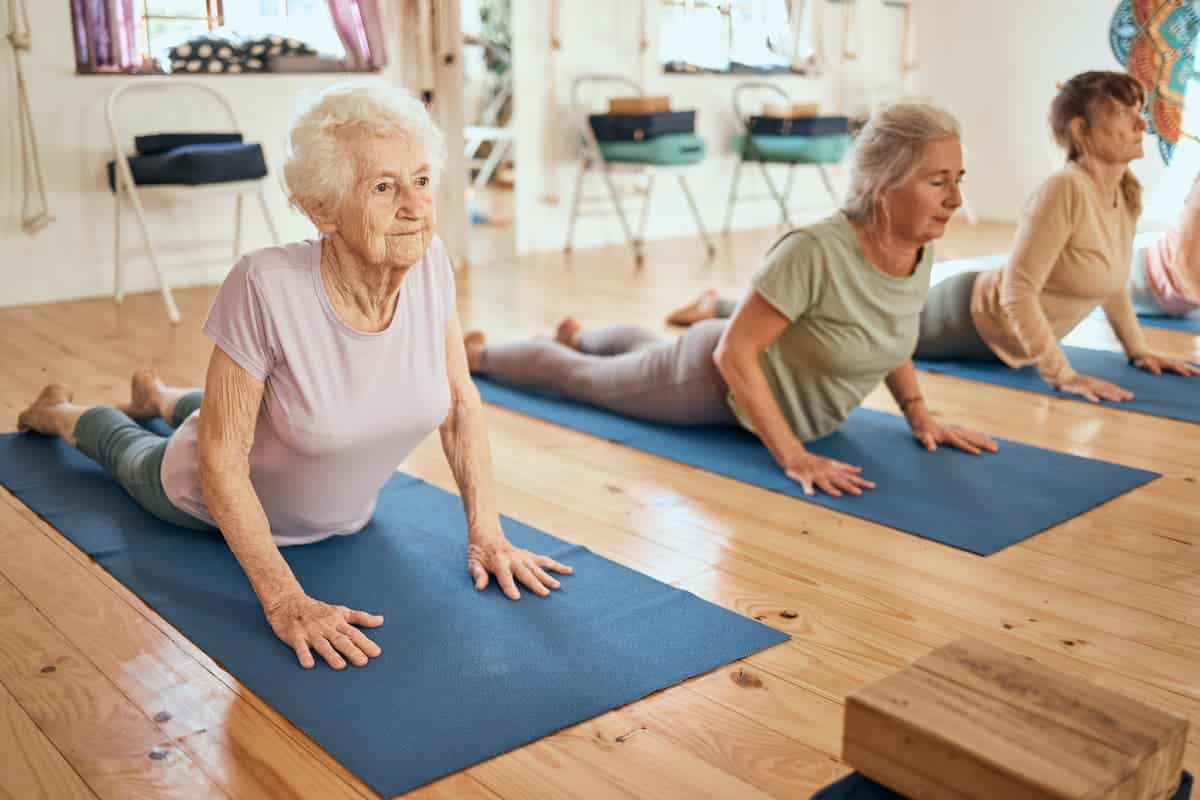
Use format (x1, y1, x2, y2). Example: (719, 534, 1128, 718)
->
(751, 230, 822, 321)
(202, 256, 277, 381)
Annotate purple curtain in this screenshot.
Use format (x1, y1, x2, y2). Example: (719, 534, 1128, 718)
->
(328, 0, 388, 69)
(70, 0, 139, 71)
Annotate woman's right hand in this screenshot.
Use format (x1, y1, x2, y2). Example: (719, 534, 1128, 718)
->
(1055, 374, 1134, 403)
(263, 592, 384, 670)
(782, 451, 876, 497)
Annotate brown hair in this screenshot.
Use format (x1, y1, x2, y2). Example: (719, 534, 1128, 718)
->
(1049, 71, 1144, 212)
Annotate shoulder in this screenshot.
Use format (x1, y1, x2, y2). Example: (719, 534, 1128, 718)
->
(227, 239, 319, 294)
(764, 213, 850, 264)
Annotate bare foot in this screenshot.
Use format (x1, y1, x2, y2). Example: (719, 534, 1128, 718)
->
(464, 330, 486, 372)
(554, 316, 583, 350)
(665, 289, 719, 326)
(17, 383, 74, 435)
(117, 367, 164, 419)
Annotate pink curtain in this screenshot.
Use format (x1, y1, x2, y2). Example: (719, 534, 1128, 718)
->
(70, 0, 139, 71)
(328, 0, 388, 69)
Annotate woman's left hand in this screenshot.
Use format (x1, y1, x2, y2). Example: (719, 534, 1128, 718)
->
(467, 532, 574, 600)
(910, 416, 999, 455)
(1131, 352, 1200, 377)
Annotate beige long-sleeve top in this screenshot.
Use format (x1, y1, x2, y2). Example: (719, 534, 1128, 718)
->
(970, 162, 1148, 384)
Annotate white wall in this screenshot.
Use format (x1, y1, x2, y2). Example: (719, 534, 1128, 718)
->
(510, 0, 910, 254)
(912, 0, 1180, 228)
(0, 1, 465, 309)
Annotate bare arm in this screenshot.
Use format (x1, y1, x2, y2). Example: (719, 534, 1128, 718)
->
(438, 312, 501, 539)
(197, 346, 383, 669)
(197, 346, 301, 607)
(712, 290, 806, 467)
(440, 312, 572, 597)
(714, 291, 874, 496)
(884, 360, 929, 426)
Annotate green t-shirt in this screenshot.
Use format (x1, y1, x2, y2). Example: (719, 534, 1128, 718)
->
(728, 212, 933, 441)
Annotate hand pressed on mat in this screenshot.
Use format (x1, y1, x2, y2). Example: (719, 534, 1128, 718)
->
(782, 450, 876, 498)
(467, 531, 573, 600)
(1132, 352, 1200, 377)
(264, 592, 384, 670)
(1056, 373, 1134, 403)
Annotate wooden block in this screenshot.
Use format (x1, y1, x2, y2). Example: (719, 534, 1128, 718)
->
(608, 95, 670, 114)
(761, 102, 820, 118)
(842, 637, 1188, 800)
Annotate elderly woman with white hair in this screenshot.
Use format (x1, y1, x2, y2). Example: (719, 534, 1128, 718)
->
(466, 101, 998, 499)
(16, 82, 571, 671)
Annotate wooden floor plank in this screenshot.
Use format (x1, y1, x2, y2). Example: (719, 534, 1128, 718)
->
(0, 677, 98, 800)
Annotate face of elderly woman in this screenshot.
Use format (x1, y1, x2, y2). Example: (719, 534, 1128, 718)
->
(882, 136, 964, 245)
(328, 129, 435, 269)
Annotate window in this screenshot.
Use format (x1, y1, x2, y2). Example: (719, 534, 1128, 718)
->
(659, 0, 811, 75)
(72, 0, 349, 74)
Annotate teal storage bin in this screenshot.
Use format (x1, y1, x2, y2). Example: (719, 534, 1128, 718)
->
(734, 133, 850, 164)
(597, 133, 707, 165)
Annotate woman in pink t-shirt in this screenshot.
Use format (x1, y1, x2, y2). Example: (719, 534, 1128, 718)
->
(1129, 173, 1200, 318)
(17, 84, 571, 672)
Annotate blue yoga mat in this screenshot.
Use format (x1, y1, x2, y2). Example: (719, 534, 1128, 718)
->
(810, 770, 1193, 799)
(1129, 312, 1200, 332)
(914, 345, 1200, 424)
(474, 378, 1158, 556)
(0, 429, 787, 798)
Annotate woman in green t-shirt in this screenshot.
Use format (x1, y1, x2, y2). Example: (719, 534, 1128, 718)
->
(465, 102, 997, 498)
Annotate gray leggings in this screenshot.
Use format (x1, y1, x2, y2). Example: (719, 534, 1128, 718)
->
(912, 270, 999, 361)
(73, 391, 212, 530)
(477, 319, 740, 425)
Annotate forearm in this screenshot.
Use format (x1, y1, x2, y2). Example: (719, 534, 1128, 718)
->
(884, 361, 929, 426)
(199, 459, 301, 607)
(999, 273, 1074, 383)
(717, 349, 806, 465)
(439, 385, 502, 539)
(1102, 289, 1149, 359)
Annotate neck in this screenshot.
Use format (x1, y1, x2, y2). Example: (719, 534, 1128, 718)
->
(321, 237, 408, 330)
(853, 220, 922, 277)
(1075, 156, 1126, 205)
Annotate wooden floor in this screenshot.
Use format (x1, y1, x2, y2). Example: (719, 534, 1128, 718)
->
(1, 217, 1198, 799)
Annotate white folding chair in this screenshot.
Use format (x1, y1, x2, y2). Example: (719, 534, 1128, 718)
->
(563, 74, 714, 266)
(463, 38, 515, 192)
(107, 80, 281, 323)
(723, 81, 842, 235)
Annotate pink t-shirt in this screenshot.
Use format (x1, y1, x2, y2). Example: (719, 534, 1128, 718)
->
(1142, 226, 1200, 316)
(161, 236, 455, 546)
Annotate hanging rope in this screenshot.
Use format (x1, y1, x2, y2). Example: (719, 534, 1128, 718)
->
(416, 0, 435, 103)
(889, 0, 918, 77)
(7, 0, 53, 234)
(840, 0, 860, 61)
(540, 0, 561, 203)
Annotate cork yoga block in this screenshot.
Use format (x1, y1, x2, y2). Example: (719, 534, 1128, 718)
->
(842, 638, 1189, 800)
(761, 101, 820, 118)
(607, 95, 670, 115)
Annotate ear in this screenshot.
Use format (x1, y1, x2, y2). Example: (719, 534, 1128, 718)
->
(304, 201, 338, 235)
(1069, 116, 1089, 154)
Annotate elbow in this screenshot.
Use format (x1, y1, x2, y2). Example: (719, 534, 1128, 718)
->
(197, 436, 249, 493)
(713, 338, 757, 387)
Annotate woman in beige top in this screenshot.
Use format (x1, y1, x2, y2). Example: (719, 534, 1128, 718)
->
(915, 70, 1199, 399)
(670, 72, 1199, 400)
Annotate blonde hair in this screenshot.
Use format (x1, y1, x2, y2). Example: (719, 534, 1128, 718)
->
(283, 81, 447, 218)
(843, 101, 962, 229)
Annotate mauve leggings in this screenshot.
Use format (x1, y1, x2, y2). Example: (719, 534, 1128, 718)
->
(476, 320, 740, 425)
